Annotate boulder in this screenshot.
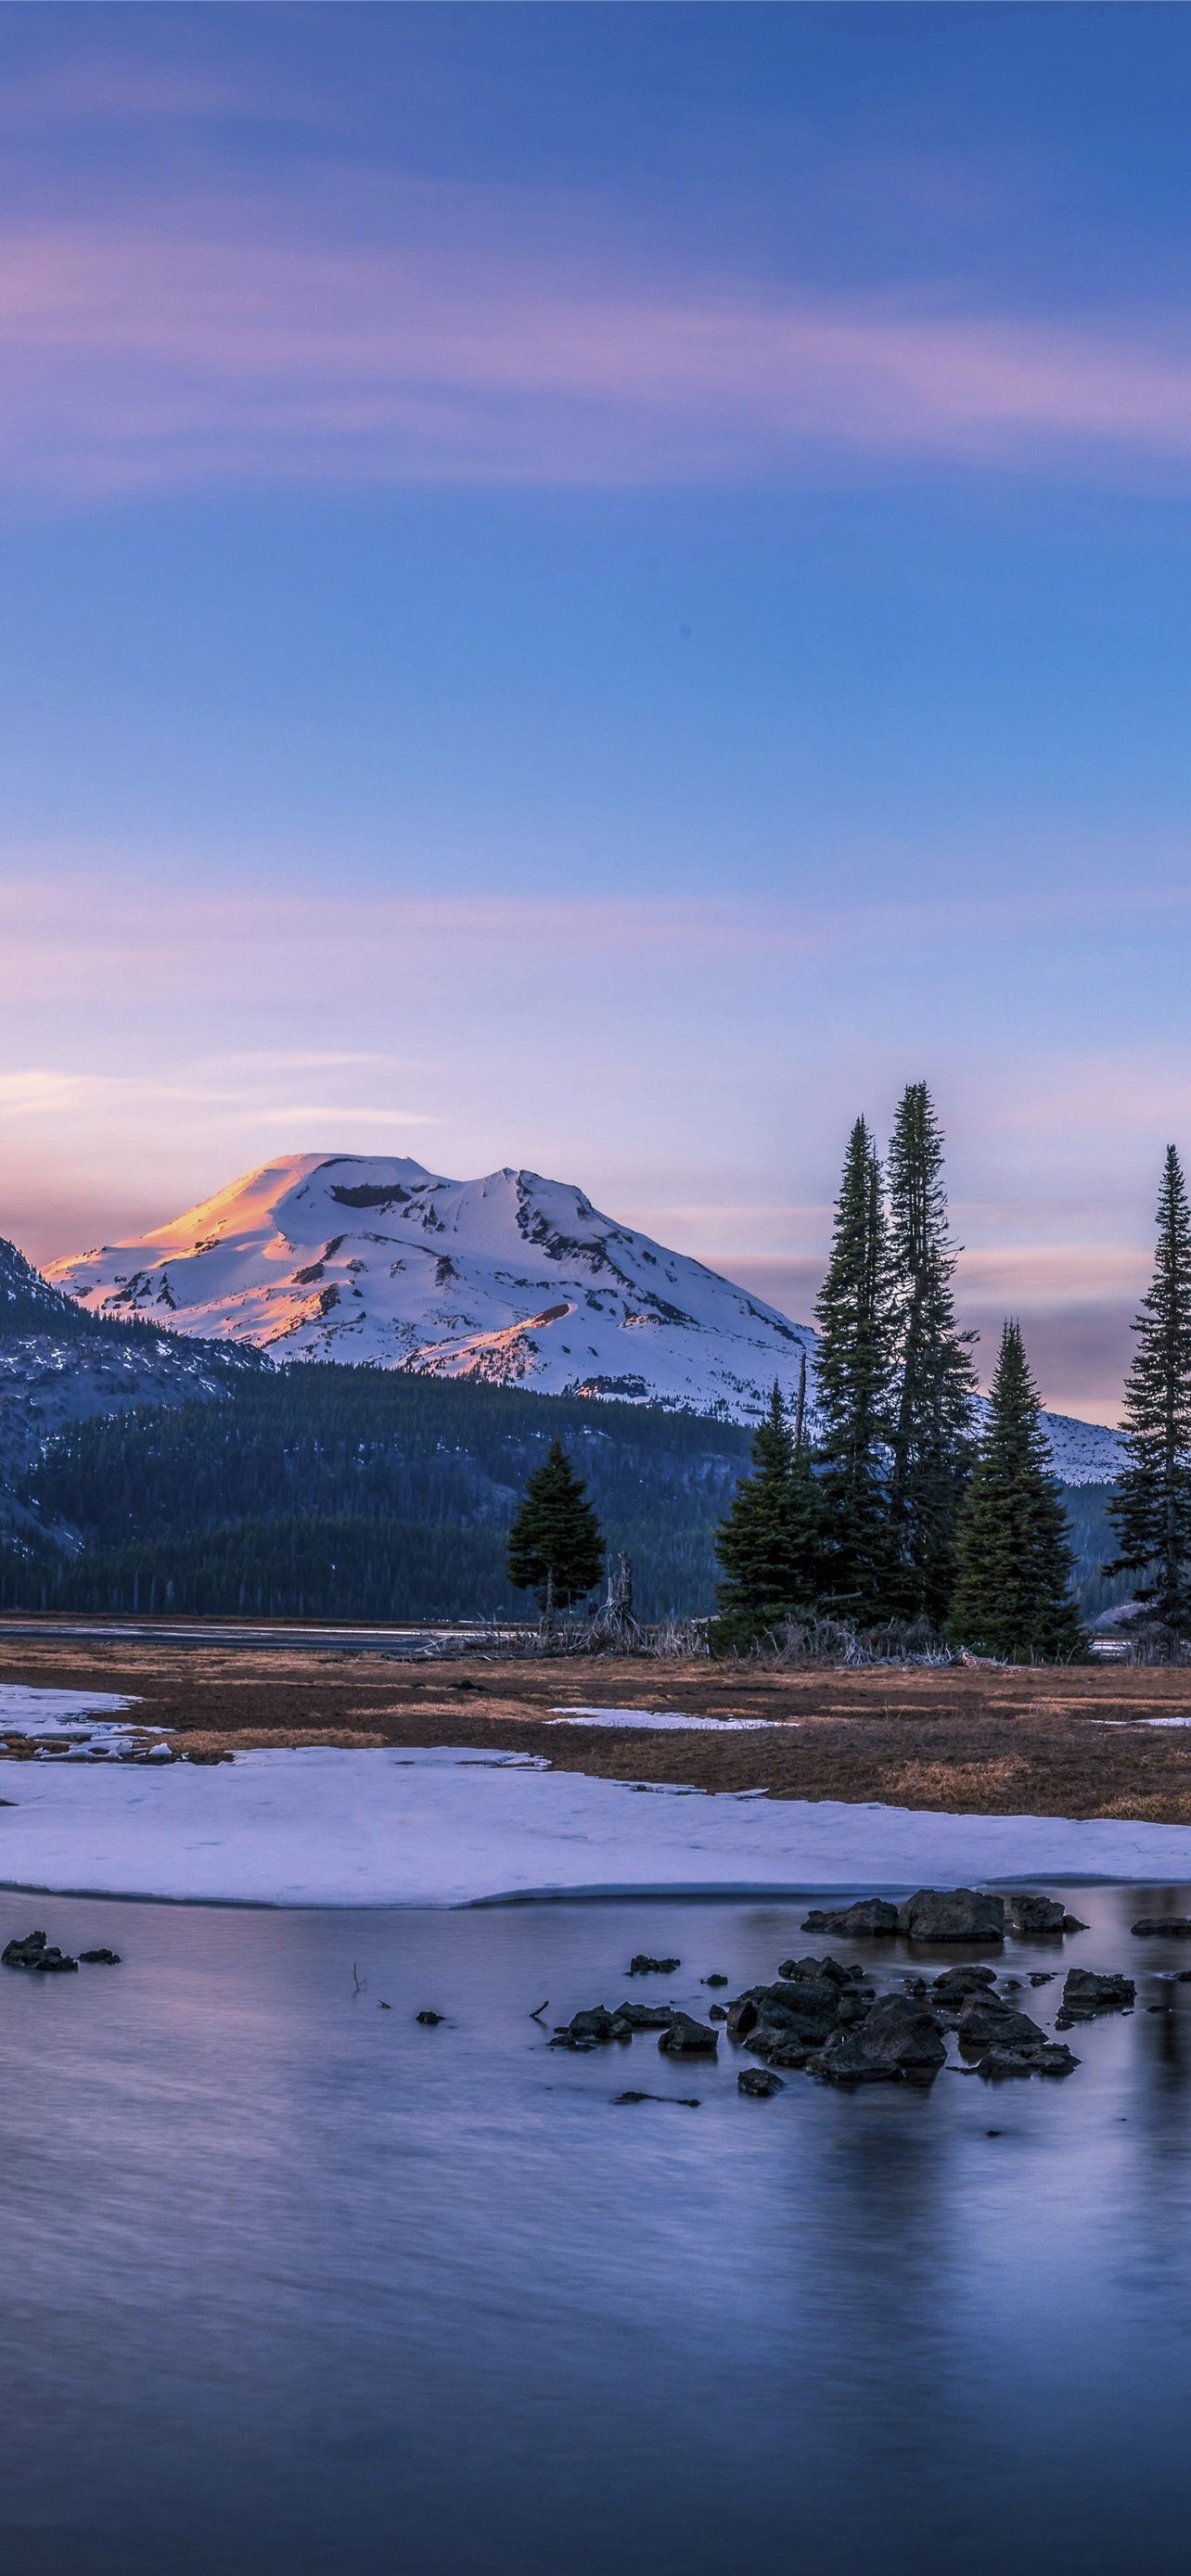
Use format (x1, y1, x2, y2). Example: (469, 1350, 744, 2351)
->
(2, 1930, 77, 1972)
(801, 1900, 900, 1936)
(658, 2011, 719, 2057)
(725, 1986, 770, 2043)
(956, 1999, 1048, 2055)
(551, 2006, 621, 2048)
(1131, 1917, 1191, 1937)
(931, 1964, 998, 2003)
(1005, 1894, 1069, 1936)
(978, 2041, 1080, 2078)
(79, 1947, 121, 1966)
(1057, 1970, 1135, 2024)
(416, 2009, 445, 2027)
(738, 2068, 785, 2098)
(744, 1978, 845, 2061)
(609, 2000, 675, 2031)
(809, 1994, 947, 2085)
(628, 1955, 680, 1976)
(896, 1888, 1005, 1944)
(704, 1973, 729, 1987)
(709, 2004, 728, 2022)
(776, 1954, 859, 1988)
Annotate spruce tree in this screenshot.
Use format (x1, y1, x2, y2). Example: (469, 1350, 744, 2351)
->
(951, 1321, 1082, 1662)
(813, 1117, 896, 1618)
(887, 1082, 978, 1625)
(507, 1438, 604, 1615)
(1108, 1145, 1191, 1634)
(712, 1375, 824, 1649)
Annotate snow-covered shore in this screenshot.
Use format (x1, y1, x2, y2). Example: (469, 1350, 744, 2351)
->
(3, 1741, 1191, 1907)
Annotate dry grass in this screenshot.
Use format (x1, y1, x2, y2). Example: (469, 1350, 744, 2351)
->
(5, 1630, 1191, 1820)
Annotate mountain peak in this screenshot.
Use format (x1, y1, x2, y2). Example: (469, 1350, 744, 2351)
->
(46, 1150, 815, 1409)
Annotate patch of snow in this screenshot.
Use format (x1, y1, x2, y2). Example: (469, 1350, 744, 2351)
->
(0, 1682, 160, 1760)
(4, 1742, 1191, 1906)
(551, 1706, 783, 1732)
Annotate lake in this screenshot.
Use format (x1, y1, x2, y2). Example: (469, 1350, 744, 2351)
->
(3, 1878, 1191, 2574)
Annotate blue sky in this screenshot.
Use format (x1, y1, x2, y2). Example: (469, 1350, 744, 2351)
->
(3, 5, 1191, 1420)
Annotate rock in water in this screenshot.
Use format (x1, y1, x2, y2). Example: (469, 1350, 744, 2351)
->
(800, 1899, 900, 1936)
(1131, 1917, 1191, 1937)
(978, 2041, 1080, 2078)
(608, 2000, 675, 2031)
(897, 1889, 1005, 1943)
(416, 2009, 445, 2027)
(79, 1947, 122, 1966)
(777, 1955, 859, 1987)
(629, 1955, 681, 1977)
(550, 2007, 622, 2048)
(1056, 1970, 1135, 2024)
(738, 2069, 785, 2098)
(930, 1964, 998, 2005)
(955, 1999, 1049, 2056)
(2, 1929, 77, 1972)
(658, 2011, 719, 2057)
(809, 1995, 947, 2085)
(1005, 1894, 1069, 1935)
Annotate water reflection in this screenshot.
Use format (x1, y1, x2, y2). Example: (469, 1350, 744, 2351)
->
(4, 1883, 1191, 2575)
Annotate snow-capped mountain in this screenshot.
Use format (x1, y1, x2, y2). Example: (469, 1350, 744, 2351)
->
(45, 1152, 1124, 1481)
(47, 1153, 815, 1418)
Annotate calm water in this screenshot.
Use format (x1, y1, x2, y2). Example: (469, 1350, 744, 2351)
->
(5, 1879, 1191, 2574)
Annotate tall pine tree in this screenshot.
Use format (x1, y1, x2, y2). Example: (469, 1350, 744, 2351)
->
(813, 1117, 896, 1619)
(1108, 1145, 1191, 1634)
(507, 1439, 604, 1616)
(951, 1320, 1082, 1662)
(886, 1082, 978, 1625)
(712, 1372, 824, 1649)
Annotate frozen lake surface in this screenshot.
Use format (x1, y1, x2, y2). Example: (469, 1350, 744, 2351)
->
(7, 1740, 1191, 1905)
(5, 1880, 1191, 2575)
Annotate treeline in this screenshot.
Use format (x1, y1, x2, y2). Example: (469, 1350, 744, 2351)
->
(710, 1112, 1191, 1658)
(690, 1085, 1082, 1659)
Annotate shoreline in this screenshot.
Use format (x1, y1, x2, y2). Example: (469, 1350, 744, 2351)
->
(8, 1737, 1191, 1907)
(6, 1635, 1191, 1823)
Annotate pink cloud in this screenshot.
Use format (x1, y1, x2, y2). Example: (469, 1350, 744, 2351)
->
(6, 207, 1191, 495)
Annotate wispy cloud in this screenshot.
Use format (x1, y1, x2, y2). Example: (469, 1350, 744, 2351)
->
(7, 199, 1191, 497)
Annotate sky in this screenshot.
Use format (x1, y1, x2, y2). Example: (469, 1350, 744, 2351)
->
(3, 4, 1191, 1424)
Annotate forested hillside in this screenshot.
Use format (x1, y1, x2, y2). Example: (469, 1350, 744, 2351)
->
(0, 1362, 1121, 1627)
(0, 1367, 750, 1621)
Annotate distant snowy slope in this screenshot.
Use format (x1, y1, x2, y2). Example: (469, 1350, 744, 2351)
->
(45, 1152, 1124, 1478)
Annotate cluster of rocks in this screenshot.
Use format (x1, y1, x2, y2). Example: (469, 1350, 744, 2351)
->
(728, 1954, 1082, 2082)
(552, 1998, 718, 2056)
(2, 1929, 121, 1973)
(802, 1888, 1086, 1942)
(548, 1894, 1161, 2095)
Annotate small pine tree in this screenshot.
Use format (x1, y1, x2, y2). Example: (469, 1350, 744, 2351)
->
(951, 1321, 1082, 1662)
(507, 1438, 604, 1615)
(814, 1116, 896, 1618)
(887, 1082, 978, 1625)
(712, 1375, 824, 1649)
(1108, 1144, 1191, 1634)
